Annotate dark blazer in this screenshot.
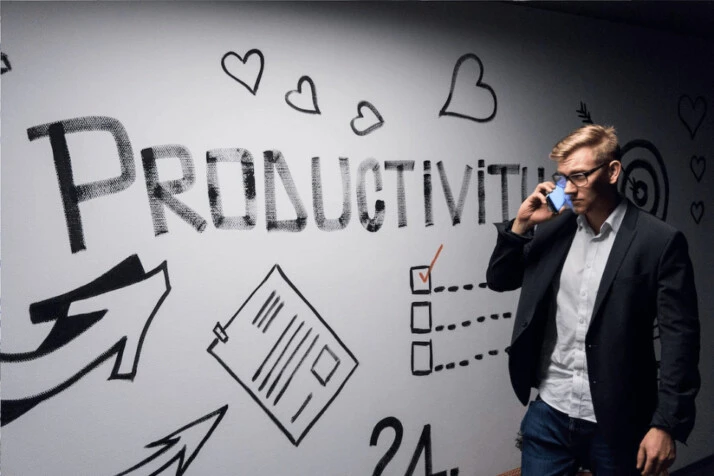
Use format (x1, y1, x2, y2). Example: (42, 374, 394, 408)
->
(486, 199, 700, 446)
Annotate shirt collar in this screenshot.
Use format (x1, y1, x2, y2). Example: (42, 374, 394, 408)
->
(576, 197, 627, 235)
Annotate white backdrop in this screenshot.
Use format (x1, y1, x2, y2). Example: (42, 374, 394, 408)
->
(2, 2, 712, 475)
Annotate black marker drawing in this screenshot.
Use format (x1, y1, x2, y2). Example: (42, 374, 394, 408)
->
(678, 95, 707, 140)
(1, 255, 171, 425)
(27, 116, 136, 253)
(1, 52, 11, 74)
(351, 100, 384, 136)
(437, 162, 473, 226)
(312, 157, 351, 231)
(618, 139, 669, 221)
(357, 158, 386, 232)
(439, 53, 497, 123)
(208, 265, 358, 445)
(690, 155, 706, 183)
(264, 150, 308, 232)
(114, 405, 227, 476)
(221, 49, 265, 95)
(385, 161, 416, 227)
(285, 76, 321, 114)
(690, 201, 704, 224)
(488, 164, 520, 222)
(370, 416, 460, 476)
(207, 148, 257, 230)
(576, 101, 593, 124)
(142, 145, 208, 236)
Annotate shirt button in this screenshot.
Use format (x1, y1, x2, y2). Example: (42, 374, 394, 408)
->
(581, 291, 586, 297)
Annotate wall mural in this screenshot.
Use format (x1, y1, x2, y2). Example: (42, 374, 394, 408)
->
(3, 4, 712, 475)
(285, 76, 321, 115)
(0, 51, 11, 74)
(114, 405, 228, 476)
(439, 53, 497, 123)
(678, 94, 707, 140)
(1, 255, 171, 426)
(221, 49, 265, 95)
(208, 265, 358, 446)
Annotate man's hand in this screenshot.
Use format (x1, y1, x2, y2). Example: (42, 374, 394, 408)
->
(637, 427, 676, 475)
(512, 182, 562, 235)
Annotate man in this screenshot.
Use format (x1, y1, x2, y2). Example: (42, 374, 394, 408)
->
(486, 125, 700, 475)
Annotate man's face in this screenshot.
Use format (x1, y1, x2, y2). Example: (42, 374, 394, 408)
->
(557, 147, 613, 216)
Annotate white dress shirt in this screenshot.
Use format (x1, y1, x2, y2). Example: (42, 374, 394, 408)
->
(539, 199, 628, 422)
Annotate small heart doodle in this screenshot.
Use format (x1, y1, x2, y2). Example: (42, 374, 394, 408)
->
(439, 53, 497, 123)
(678, 95, 707, 140)
(690, 201, 704, 224)
(285, 76, 321, 115)
(690, 155, 706, 182)
(221, 49, 265, 95)
(351, 101, 384, 136)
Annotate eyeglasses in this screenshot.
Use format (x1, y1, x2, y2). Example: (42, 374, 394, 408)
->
(552, 162, 607, 187)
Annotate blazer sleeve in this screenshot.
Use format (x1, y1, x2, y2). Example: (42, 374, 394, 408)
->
(486, 220, 533, 292)
(650, 231, 701, 443)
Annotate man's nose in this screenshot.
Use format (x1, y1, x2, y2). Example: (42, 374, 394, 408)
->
(564, 180, 577, 195)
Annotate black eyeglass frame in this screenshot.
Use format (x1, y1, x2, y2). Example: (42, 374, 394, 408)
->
(552, 162, 608, 187)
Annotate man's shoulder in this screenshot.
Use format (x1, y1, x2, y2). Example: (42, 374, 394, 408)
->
(627, 202, 680, 238)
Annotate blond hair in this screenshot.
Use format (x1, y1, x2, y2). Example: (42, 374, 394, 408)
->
(550, 125, 621, 164)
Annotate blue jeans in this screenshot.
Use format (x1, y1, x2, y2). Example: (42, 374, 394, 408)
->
(520, 398, 639, 476)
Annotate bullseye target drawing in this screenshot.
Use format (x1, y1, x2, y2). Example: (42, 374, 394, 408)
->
(619, 139, 670, 221)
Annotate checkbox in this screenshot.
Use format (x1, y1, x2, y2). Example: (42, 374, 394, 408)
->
(411, 340, 433, 376)
(411, 302, 432, 334)
(410, 266, 431, 294)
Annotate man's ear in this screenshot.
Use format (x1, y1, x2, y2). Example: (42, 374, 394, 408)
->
(608, 160, 622, 185)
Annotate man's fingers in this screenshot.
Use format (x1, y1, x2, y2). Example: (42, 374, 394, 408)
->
(637, 446, 646, 471)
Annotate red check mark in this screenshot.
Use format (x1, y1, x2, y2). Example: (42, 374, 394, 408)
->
(419, 244, 444, 283)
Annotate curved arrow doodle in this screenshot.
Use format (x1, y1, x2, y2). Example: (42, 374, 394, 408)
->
(114, 405, 228, 476)
(285, 75, 321, 115)
(1, 255, 171, 425)
(350, 100, 384, 136)
(690, 155, 706, 182)
(439, 53, 497, 123)
(221, 49, 265, 95)
(678, 95, 707, 140)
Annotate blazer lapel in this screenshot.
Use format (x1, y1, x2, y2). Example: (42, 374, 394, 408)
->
(591, 200, 640, 322)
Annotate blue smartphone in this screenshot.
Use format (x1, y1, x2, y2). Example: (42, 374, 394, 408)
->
(546, 178, 569, 213)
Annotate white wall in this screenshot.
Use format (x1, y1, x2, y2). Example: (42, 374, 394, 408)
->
(1, 2, 712, 475)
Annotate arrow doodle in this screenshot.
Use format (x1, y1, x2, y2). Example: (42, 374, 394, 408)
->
(1, 255, 171, 425)
(1, 52, 11, 74)
(114, 405, 228, 476)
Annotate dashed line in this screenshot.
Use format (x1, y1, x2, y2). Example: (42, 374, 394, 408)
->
(432, 312, 512, 332)
(432, 282, 489, 293)
(433, 347, 508, 372)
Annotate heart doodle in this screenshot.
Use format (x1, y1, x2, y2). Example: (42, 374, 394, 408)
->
(221, 49, 265, 95)
(350, 101, 384, 136)
(678, 95, 707, 140)
(285, 76, 321, 115)
(690, 201, 704, 225)
(439, 53, 497, 123)
(690, 155, 706, 182)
